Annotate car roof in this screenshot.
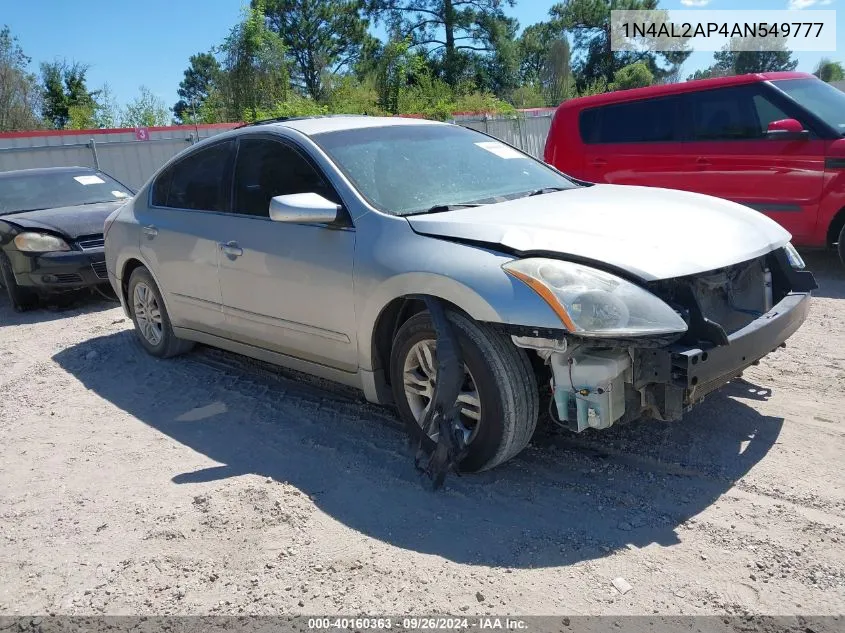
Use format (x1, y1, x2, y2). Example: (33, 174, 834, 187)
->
(556, 71, 816, 111)
(0, 166, 96, 179)
(242, 114, 447, 137)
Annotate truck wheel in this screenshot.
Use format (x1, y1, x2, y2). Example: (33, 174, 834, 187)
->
(127, 266, 194, 358)
(390, 310, 539, 472)
(0, 252, 37, 312)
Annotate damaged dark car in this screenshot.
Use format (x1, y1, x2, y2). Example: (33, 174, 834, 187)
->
(0, 166, 133, 311)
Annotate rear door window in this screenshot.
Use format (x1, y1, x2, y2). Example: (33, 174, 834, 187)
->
(152, 140, 235, 211)
(579, 96, 681, 144)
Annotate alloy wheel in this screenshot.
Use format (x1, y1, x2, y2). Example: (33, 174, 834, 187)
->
(133, 282, 163, 346)
(402, 338, 482, 444)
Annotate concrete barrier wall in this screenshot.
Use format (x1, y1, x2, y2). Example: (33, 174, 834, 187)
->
(0, 124, 238, 190)
(0, 113, 555, 190)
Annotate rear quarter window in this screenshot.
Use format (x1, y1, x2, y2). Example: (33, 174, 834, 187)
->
(579, 96, 681, 144)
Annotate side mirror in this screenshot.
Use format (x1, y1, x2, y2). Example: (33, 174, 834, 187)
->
(766, 118, 809, 139)
(269, 193, 341, 225)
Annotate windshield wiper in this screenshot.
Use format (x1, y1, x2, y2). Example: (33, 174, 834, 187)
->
(406, 203, 483, 216)
(526, 187, 568, 197)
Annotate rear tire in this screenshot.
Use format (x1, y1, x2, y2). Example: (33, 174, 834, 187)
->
(838, 223, 845, 268)
(389, 310, 539, 472)
(0, 252, 38, 312)
(127, 267, 194, 358)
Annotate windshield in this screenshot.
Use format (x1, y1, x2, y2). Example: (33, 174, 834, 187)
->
(311, 124, 577, 216)
(771, 78, 845, 135)
(0, 170, 133, 215)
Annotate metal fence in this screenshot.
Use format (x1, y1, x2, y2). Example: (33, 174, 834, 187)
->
(0, 112, 555, 190)
(456, 113, 553, 160)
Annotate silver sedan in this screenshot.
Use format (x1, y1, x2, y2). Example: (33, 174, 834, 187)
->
(104, 115, 815, 472)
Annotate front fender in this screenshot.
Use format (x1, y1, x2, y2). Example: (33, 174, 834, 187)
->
(353, 215, 565, 372)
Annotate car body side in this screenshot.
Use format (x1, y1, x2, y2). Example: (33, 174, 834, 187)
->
(104, 123, 563, 405)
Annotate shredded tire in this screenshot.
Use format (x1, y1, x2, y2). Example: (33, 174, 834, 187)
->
(390, 309, 539, 472)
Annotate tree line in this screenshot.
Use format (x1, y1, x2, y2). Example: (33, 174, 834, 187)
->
(1, 0, 844, 132)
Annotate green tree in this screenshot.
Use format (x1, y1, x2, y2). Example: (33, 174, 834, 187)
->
(709, 37, 798, 76)
(550, 0, 690, 90)
(325, 74, 381, 113)
(610, 60, 653, 90)
(814, 57, 844, 83)
(516, 23, 572, 106)
(64, 84, 120, 130)
(0, 25, 41, 131)
(518, 23, 553, 86)
(541, 38, 573, 105)
(40, 60, 98, 129)
(173, 53, 222, 124)
(508, 83, 546, 108)
(93, 84, 120, 128)
(367, 0, 516, 87)
(258, 0, 370, 101)
(374, 35, 424, 113)
(220, 1, 290, 121)
(471, 13, 520, 97)
(120, 86, 170, 127)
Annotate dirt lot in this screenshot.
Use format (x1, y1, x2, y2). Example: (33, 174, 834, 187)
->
(1, 252, 844, 617)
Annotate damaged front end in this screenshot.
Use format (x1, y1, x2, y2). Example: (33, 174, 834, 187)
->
(507, 245, 816, 431)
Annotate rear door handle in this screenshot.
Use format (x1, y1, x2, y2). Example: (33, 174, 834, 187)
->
(142, 225, 158, 238)
(696, 157, 711, 166)
(591, 158, 607, 166)
(219, 241, 243, 258)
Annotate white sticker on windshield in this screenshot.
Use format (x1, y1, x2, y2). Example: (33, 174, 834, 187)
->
(74, 175, 105, 185)
(112, 190, 129, 198)
(475, 141, 525, 159)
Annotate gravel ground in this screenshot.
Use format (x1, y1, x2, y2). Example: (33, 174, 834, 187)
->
(1, 251, 844, 617)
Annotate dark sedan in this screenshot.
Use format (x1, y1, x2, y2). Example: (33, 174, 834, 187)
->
(0, 166, 134, 311)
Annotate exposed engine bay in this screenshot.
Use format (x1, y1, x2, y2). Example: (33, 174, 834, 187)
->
(509, 247, 817, 432)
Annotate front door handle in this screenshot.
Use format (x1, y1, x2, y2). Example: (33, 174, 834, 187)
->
(142, 225, 158, 239)
(696, 157, 711, 166)
(591, 158, 607, 166)
(219, 241, 243, 258)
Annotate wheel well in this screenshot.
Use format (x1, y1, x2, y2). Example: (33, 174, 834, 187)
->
(370, 295, 550, 391)
(826, 207, 845, 247)
(370, 294, 553, 413)
(371, 295, 473, 387)
(120, 258, 146, 309)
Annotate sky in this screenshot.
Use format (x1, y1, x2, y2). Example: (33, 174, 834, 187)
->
(3, 0, 843, 115)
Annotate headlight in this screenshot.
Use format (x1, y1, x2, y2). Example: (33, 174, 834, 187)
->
(783, 242, 805, 269)
(503, 258, 688, 337)
(13, 232, 71, 253)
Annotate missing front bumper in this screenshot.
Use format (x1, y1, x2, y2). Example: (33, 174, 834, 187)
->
(520, 291, 812, 430)
(669, 291, 811, 409)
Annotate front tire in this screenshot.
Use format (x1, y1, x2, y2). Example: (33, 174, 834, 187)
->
(127, 267, 193, 358)
(838, 223, 845, 268)
(0, 252, 37, 312)
(389, 310, 539, 472)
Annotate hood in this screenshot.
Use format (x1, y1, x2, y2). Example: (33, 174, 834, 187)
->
(406, 184, 791, 281)
(0, 201, 124, 240)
